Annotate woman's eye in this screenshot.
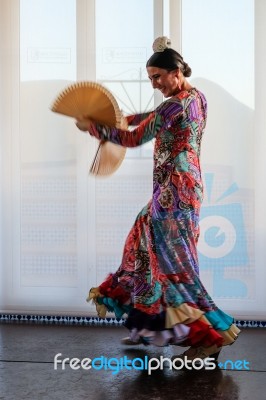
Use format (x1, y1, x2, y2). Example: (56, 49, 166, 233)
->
(149, 75, 160, 81)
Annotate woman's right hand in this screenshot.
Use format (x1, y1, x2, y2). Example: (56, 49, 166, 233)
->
(75, 117, 94, 132)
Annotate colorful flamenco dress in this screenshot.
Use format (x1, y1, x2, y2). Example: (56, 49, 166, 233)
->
(87, 88, 240, 348)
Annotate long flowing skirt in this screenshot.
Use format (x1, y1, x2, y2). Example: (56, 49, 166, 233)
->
(88, 201, 240, 348)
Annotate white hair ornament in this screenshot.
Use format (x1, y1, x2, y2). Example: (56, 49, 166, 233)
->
(152, 36, 171, 52)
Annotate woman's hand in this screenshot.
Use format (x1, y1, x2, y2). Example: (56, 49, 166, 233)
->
(75, 117, 94, 132)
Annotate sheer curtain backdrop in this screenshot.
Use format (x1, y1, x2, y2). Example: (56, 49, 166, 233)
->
(0, 0, 265, 320)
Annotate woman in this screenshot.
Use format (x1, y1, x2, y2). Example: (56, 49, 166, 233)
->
(76, 37, 240, 361)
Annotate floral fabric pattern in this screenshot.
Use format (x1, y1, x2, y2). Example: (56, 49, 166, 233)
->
(88, 88, 240, 347)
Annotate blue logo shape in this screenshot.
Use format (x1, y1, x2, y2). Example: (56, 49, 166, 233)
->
(197, 173, 249, 298)
(199, 203, 248, 269)
(204, 226, 225, 248)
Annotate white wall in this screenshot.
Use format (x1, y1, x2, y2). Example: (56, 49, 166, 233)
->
(254, 0, 266, 318)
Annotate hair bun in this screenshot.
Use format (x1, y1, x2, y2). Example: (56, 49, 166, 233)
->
(152, 36, 171, 53)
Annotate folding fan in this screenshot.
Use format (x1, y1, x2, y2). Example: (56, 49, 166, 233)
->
(51, 81, 127, 176)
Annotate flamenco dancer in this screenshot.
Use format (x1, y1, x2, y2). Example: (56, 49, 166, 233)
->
(76, 37, 240, 362)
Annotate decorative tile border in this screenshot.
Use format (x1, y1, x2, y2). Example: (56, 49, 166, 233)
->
(235, 320, 266, 328)
(0, 314, 124, 325)
(0, 314, 266, 328)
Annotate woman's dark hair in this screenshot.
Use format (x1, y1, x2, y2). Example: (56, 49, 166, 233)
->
(146, 48, 192, 78)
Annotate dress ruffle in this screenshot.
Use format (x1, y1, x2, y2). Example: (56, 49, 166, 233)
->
(87, 280, 240, 348)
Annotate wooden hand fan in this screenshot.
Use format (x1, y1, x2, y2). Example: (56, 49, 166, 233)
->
(51, 81, 127, 176)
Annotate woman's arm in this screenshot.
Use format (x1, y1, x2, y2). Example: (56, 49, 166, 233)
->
(126, 112, 152, 126)
(76, 99, 184, 148)
(88, 111, 163, 148)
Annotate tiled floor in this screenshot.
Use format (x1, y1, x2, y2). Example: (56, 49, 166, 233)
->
(0, 323, 265, 400)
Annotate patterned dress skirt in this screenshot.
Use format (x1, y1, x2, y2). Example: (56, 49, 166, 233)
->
(88, 200, 240, 348)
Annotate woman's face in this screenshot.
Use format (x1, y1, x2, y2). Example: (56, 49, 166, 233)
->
(147, 66, 180, 98)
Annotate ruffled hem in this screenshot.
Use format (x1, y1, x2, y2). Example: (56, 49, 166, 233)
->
(87, 288, 240, 348)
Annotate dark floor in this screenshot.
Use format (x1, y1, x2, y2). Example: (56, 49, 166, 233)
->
(0, 323, 265, 400)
